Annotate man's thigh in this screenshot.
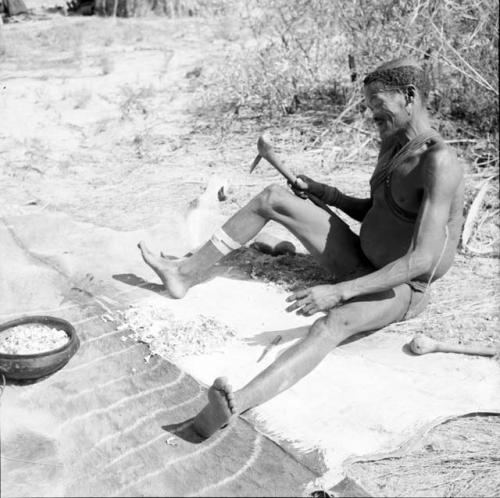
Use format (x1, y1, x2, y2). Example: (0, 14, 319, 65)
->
(266, 186, 372, 278)
(329, 284, 413, 339)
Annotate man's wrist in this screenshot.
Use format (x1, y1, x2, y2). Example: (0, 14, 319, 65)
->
(322, 186, 343, 207)
(338, 281, 355, 302)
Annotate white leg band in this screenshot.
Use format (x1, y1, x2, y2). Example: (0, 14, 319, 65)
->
(210, 228, 241, 255)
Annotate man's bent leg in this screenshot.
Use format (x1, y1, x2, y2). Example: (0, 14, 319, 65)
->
(139, 184, 370, 297)
(138, 186, 276, 297)
(192, 283, 412, 438)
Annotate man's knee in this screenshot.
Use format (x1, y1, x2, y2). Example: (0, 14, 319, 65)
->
(308, 310, 351, 346)
(256, 183, 291, 217)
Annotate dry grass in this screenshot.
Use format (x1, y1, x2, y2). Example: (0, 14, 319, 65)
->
(384, 255, 498, 345)
(346, 414, 500, 497)
(198, 0, 498, 133)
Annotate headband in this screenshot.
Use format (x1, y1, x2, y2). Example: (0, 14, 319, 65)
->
(363, 65, 428, 97)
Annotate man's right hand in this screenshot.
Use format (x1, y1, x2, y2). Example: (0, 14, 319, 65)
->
(289, 174, 316, 199)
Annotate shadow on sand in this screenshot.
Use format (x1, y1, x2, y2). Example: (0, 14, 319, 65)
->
(114, 247, 334, 297)
(112, 273, 165, 293)
(161, 418, 207, 444)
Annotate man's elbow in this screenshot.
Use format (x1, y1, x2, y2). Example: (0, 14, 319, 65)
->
(408, 251, 434, 276)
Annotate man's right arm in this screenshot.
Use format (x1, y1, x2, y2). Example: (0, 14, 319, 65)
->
(294, 175, 372, 222)
(331, 191, 372, 222)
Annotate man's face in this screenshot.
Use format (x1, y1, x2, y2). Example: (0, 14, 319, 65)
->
(364, 82, 410, 139)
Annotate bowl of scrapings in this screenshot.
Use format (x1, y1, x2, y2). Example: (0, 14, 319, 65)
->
(0, 316, 80, 381)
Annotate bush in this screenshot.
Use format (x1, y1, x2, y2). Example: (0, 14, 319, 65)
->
(207, 0, 499, 133)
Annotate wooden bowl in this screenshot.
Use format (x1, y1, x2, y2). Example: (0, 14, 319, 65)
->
(0, 316, 80, 380)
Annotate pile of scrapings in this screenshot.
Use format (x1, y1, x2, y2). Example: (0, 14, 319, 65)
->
(0, 324, 68, 355)
(222, 247, 334, 291)
(346, 414, 500, 497)
(119, 303, 237, 361)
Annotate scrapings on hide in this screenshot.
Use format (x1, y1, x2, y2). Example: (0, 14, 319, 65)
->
(222, 247, 334, 291)
(0, 324, 68, 355)
(118, 304, 238, 361)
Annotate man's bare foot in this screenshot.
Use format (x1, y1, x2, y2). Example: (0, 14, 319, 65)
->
(192, 377, 236, 438)
(137, 241, 190, 299)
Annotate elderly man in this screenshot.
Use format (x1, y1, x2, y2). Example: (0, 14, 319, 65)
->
(138, 58, 464, 437)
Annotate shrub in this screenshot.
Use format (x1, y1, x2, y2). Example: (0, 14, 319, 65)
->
(206, 0, 499, 133)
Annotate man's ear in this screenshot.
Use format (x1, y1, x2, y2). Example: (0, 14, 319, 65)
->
(404, 85, 417, 105)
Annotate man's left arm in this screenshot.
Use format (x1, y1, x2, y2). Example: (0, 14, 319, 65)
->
(287, 148, 462, 315)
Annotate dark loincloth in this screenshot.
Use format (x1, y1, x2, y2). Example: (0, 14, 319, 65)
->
(402, 280, 431, 320)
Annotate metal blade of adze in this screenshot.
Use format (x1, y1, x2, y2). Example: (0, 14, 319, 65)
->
(250, 154, 262, 174)
(251, 134, 335, 216)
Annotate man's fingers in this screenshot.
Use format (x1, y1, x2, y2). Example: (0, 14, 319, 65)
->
(286, 298, 308, 313)
(294, 177, 309, 190)
(288, 179, 309, 199)
(290, 187, 308, 199)
(301, 304, 317, 316)
(286, 290, 308, 302)
(296, 304, 315, 316)
(295, 305, 308, 316)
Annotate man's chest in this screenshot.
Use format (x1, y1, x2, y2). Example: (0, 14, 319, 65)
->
(373, 154, 426, 214)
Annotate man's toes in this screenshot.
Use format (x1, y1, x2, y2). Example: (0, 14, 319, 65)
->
(138, 241, 159, 263)
(138, 241, 149, 256)
(213, 376, 230, 392)
(212, 377, 236, 413)
(160, 251, 178, 260)
(226, 392, 235, 410)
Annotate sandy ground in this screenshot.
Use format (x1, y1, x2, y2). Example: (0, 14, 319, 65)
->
(1, 6, 500, 496)
(1, 9, 498, 343)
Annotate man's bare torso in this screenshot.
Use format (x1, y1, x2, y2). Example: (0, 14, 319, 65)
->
(360, 138, 464, 282)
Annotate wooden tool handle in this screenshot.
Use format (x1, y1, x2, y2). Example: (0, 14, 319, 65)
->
(257, 135, 297, 184)
(437, 341, 498, 357)
(256, 134, 335, 216)
(410, 334, 498, 357)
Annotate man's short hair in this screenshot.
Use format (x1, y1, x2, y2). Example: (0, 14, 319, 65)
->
(363, 58, 429, 101)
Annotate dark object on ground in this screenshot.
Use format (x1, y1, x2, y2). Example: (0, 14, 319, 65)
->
(328, 476, 372, 497)
(185, 66, 202, 78)
(93, 0, 195, 17)
(66, 0, 94, 15)
(0, 316, 80, 380)
(2, 0, 28, 16)
(274, 240, 296, 255)
(348, 54, 357, 82)
(250, 233, 296, 256)
(223, 247, 332, 291)
(310, 491, 333, 498)
(0, 16, 5, 55)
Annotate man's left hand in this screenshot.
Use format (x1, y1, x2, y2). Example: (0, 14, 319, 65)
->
(286, 284, 345, 316)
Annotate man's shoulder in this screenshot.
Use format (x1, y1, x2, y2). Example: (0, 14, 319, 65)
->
(421, 140, 463, 190)
(421, 139, 461, 172)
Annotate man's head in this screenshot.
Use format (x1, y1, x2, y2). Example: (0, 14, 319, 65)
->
(363, 58, 429, 139)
